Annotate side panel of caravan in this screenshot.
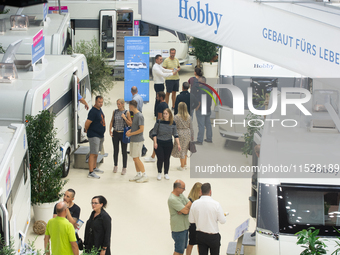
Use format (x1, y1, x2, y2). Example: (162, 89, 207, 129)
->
(0, 124, 31, 253)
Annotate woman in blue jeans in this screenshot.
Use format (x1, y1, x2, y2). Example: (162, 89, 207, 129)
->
(152, 108, 181, 180)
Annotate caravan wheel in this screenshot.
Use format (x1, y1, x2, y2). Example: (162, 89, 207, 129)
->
(62, 149, 70, 178)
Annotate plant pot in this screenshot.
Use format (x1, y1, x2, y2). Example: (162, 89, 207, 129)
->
(33, 201, 56, 224)
(202, 62, 218, 78)
(188, 55, 196, 67)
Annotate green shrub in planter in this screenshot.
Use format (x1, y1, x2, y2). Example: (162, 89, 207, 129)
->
(68, 38, 114, 98)
(241, 112, 262, 157)
(191, 37, 220, 67)
(25, 110, 67, 205)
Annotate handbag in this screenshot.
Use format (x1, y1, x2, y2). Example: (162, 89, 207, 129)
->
(76, 233, 83, 250)
(149, 121, 160, 140)
(189, 141, 197, 154)
(123, 126, 131, 144)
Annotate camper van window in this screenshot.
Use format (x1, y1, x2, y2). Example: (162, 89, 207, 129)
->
(12, 160, 25, 202)
(51, 90, 73, 116)
(24, 152, 29, 184)
(177, 32, 187, 42)
(159, 27, 177, 37)
(278, 185, 340, 236)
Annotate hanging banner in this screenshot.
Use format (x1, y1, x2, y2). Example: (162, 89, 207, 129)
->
(140, 0, 340, 78)
(124, 36, 150, 102)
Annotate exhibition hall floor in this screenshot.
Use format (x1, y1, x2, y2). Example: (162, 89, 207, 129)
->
(26, 65, 255, 254)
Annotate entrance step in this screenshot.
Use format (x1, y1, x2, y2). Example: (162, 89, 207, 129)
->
(73, 146, 108, 169)
(227, 242, 244, 255)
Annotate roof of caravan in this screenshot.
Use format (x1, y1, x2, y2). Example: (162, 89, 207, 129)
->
(0, 54, 86, 122)
(0, 126, 15, 167)
(0, 13, 69, 54)
(0, 54, 83, 91)
(258, 92, 340, 185)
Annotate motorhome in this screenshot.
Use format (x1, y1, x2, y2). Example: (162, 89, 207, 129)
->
(0, 53, 91, 177)
(1, 6, 72, 55)
(54, 0, 189, 70)
(217, 46, 310, 144)
(251, 89, 340, 255)
(0, 124, 30, 253)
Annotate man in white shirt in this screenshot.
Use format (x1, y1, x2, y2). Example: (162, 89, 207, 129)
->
(189, 183, 226, 255)
(152, 54, 178, 116)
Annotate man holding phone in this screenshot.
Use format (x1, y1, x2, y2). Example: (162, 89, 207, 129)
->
(163, 48, 181, 110)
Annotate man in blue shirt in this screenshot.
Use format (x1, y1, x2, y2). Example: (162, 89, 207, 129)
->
(84, 96, 106, 179)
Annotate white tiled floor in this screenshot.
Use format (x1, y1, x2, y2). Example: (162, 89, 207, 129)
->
(26, 65, 255, 254)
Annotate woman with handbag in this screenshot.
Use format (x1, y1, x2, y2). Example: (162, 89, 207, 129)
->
(84, 196, 111, 255)
(109, 99, 132, 175)
(152, 108, 180, 180)
(171, 102, 194, 171)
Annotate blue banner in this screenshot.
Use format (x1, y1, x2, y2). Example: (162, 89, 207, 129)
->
(32, 36, 45, 65)
(43, 3, 48, 21)
(124, 36, 150, 102)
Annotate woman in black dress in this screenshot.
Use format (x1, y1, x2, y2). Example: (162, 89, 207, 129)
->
(84, 196, 111, 255)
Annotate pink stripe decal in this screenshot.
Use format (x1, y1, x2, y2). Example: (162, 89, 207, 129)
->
(33, 30, 43, 47)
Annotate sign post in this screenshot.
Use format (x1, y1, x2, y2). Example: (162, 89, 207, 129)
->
(124, 36, 150, 102)
(234, 219, 249, 255)
(31, 29, 45, 71)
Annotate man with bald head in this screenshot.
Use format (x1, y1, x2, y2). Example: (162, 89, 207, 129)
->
(45, 202, 79, 255)
(168, 180, 192, 255)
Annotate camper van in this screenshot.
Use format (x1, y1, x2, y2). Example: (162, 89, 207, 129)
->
(55, 0, 189, 69)
(0, 53, 91, 177)
(2, 7, 72, 55)
(217, 46, 309, 144)
(0, 124, 31, 253)
(251, 90, 340, 255)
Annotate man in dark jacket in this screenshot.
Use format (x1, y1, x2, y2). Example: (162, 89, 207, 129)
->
(174, 82, 199, 116)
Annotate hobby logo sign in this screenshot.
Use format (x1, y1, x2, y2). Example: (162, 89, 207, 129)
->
(178, 0, 223, 34)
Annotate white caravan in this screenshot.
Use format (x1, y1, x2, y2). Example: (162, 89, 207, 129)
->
(2, 6, 73, 55)
(252, 90, 340, 255)
(0, 53, 91, 177)
(0, 124, 30, 254)
(217, 46, 309, 144)
(56, 0, 189, 69)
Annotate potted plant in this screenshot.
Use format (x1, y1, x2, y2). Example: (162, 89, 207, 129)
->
(68, 38, 114, 101)
(296, 227, 327, 255)
(25, 110, 67, 224)
(191, 37, 220, 77)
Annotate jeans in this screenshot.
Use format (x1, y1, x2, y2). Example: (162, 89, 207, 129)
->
(195, 110, 212, 143)
(155, 142, 173, 174)
(112, 131, 127, 168)
(154, 83, 164, 117)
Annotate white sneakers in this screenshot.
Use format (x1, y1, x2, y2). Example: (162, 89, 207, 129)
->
(177, 166, 186, 171)
(129, 174, 143, 182)
(144, 156, 156, 162)
(157, 173, 170, 180)
(136, 175, 149, 183)
(130, 173, 148, 183)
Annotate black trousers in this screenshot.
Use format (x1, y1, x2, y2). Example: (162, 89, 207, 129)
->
(155, 142, 173, 174)
(154, 83, 164, 117)
(112, 131, 127, 168)
(196, 231, 221, 255)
